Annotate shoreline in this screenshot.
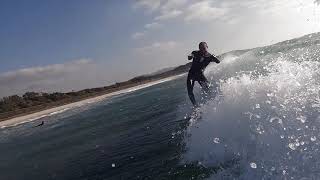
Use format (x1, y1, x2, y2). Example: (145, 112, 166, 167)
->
(0, 74, 186, 128)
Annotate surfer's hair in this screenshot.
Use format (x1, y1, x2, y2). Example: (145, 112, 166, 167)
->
(199, 42, 208, 49)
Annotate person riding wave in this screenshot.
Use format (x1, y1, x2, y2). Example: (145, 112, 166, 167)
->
(187, 42, 220, 107)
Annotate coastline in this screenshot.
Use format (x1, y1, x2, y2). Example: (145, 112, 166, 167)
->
(0, 74, 186, 128)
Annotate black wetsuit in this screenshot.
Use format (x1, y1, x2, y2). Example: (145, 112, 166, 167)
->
(35, 121, 44, 127)
(187, 50, 220, 106)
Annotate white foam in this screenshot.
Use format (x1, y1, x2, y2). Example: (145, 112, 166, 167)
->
(183, 37, 320, 179)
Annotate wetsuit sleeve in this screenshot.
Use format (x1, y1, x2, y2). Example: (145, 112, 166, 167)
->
(188, 51, 196, 60)
(210, 55, 220, 63)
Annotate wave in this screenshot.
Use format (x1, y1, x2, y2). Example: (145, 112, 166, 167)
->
(0, 108, 72, 129)
(183, 32, 320, 179)
(0, 74, 185, 129)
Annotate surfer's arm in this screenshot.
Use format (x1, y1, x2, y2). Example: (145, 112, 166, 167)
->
(210, 55, 220, 63)
(188, 51, 196, 60)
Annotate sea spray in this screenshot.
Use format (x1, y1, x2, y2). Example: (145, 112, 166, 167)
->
(183, 33, 320, 179)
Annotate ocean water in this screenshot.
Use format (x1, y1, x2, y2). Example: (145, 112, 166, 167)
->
(1, 32, 320, 180)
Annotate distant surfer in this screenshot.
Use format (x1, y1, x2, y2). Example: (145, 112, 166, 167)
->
(187, 42, 220, 107)
(34, 121, 44, 127)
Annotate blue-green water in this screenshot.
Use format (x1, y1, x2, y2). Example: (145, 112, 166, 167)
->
(1, 32, 320, 180)
(0, 77, 199, 180)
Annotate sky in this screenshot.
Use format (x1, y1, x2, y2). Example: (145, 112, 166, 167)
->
(1, 0, 320, 97)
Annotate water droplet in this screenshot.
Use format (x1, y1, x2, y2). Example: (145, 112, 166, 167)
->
(311, 136, 317, 142)
(271, 167, 276, 171)
(244, 112, 254, 120)
(255, 104, 260, 109)
(213, 138, 220, 143)
(250, 162, 257, 169)
(282, 170, 286, 175)
(112, 163, 116, 168)
(288, 143, 296, 150)
(256, 126, 263, 134)
(270, 117, 282, 124)
(280, 135, 285, 139)
(296, 116, 307, 123)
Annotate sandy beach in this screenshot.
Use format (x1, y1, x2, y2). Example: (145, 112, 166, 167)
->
(0, 74, 186, 128)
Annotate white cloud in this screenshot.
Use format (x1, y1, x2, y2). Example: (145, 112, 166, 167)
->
(144, 22, 163, 29)
(132, 23, 162, 40)
(160, 0, 188, 11)
(0, 59, 92, 83)
(0, 59, 113, 97)
(132, 40, 187, 74)
(133, 0, 187, 12)
(155, 10, 183, 20)
(135, 41, 180, 54)
(184, 1, 229, 22)
(132, 32, 145, 39)
(133, 0, 162, 12)
(132, 0, 320, 60)
(132, 0, 187, 41)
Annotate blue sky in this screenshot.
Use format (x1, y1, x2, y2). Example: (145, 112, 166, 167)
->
(1, 0, 320, 97)
(0, 0, 141, 72)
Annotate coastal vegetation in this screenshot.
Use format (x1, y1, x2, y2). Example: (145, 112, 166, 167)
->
(0, 63, 191, 121)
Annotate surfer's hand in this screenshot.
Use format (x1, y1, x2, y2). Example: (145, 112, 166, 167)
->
(188, 51, 196, 60)
(211, 55, 220, 63)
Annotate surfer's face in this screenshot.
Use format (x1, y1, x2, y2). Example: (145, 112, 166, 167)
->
(199, 43, 208, 53)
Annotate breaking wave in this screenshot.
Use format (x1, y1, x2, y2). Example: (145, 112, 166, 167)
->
(183, 33, 320, 179)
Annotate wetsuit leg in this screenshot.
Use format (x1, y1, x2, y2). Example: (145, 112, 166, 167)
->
(198, 74, 210, 95)
(187, 74, 197, 106)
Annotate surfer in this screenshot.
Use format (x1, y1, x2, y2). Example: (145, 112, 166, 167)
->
(187, 42, 220, 107)
(34, 121, 44, 127)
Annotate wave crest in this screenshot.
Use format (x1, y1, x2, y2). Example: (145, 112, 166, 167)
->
(183, 34, 320, 179)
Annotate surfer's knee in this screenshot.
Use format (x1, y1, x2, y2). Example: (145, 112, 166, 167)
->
(187, 84, 194, 94)
(186, 78, 191, 86)
(186, 79, 194, 92)
(187, 89, 194, 96)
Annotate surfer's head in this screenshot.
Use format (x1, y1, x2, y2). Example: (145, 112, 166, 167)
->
(199, 42, 208, 53)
